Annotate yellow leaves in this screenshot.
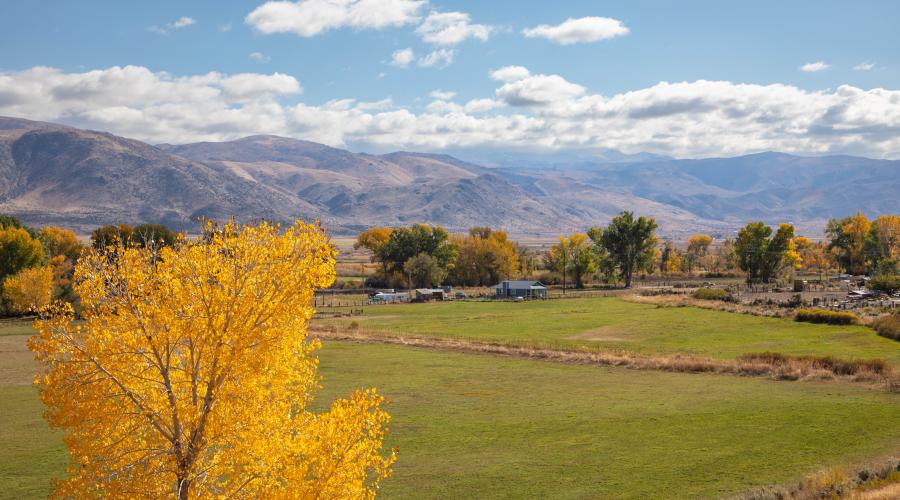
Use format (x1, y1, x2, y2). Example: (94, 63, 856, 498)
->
(30, 220, 394, 498)
(2, 265, 53, 313)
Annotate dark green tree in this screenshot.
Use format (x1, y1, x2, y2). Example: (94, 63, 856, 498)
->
(0, 226, 46, 281)
(592, 212, 658, 288)
(404, 252, 447, 288)
(377, 224, 456, 276)
(735, 222, 796, 283)
(132, 223, 179, 248)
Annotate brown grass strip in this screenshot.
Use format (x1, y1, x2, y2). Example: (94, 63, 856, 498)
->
(311, 328, 900, 392)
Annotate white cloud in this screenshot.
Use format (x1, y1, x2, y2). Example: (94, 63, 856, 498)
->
(463, 98, 501, 113)
(418, 49, 455, 68)
(148, 16, 197, 35)
(171, 17, 196, 29)
(490, 65, 530, 82)
(800, 61, 830, 72)
(249, 52, 271, 63)
(495, 72, 585, 107)
(415, 11, 493, 45)
(854, 62, 875, 71)
(522, 16, 628, 45)
(219, 23, 233, 32)
(246, 0, 424, 37)
(390, 48, 414, 67)
(429, 89, 456, 100)
(3, 65, 900, 159)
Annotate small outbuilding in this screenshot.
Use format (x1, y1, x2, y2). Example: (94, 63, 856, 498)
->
(415, 288, 447, 301)
(491, 280, 548, 299)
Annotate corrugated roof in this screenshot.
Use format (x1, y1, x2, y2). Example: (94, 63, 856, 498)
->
(493, 280, 547, 289)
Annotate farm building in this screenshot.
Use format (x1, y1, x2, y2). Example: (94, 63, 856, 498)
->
(492, 280, 548, 299)
(370, 292, 410, 304)
(415, 288, 447, 301)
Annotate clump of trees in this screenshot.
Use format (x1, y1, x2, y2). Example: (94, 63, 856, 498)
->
(0, 216, 188, 315)
(30, 220, 395, 497)
(827, 212, 899, 278)
(544, 233, 599, 289)
(357, 224, 533, 288)
(734, 222, 799, 283)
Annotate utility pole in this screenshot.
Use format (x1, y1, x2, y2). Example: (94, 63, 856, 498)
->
(562, 244, 567, 296)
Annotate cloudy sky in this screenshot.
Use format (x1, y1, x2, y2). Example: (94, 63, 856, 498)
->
(1, 0, 899, 158)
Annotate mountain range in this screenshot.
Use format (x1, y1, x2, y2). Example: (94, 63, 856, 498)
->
(1, 116, 897, 238)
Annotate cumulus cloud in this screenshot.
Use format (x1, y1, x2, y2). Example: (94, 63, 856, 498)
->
(800, 61, 830, 72)
(490, 65, 531, 82)
(495, 72, 586, 107)
(390, 48, 414, 67)
(522, 16, 628, 45)
(418, 49, 455, 68)
(148, 16, 197, 35)
(3, 65, 900, 158)
(415, 11, 493, 45)
(854, 62, 875, 71)
(429, 89, 456, 100)
(246, 0, 424, 37)
(249, 52, 271, 63)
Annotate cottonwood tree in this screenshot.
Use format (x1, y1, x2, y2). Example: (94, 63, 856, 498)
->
(685, 234, 713, 275)
(545, 233, 599, 289)
(449, 228, 520, 286)
(0, 226, 46, 281)
(30, 221, 395, 498)
(2, 265, 53, 314)
(377, 224, 456, 277)
(404, 252, 447, 287)
(593, 212, 658, 288)
(735, 222, 798, 283)
(659, 241, 683, 277)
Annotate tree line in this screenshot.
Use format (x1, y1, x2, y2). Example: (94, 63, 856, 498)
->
(0, 218, 180, 315)
(354, 211, 900, 291)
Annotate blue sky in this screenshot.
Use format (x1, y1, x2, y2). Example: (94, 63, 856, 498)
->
(1, 1, 899, 158)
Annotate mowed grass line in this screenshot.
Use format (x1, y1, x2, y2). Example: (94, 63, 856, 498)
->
(314, 297, 900, 366)
(316, 341, 900, 499)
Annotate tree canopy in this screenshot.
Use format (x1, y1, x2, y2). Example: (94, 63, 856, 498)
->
(592, 212, 658, 288)
(734, 222, 798, 283)
(0, 226, 46, 282)
(30, 221, 395, 497)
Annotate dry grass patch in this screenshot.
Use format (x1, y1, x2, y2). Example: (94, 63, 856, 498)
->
(312, 328, 900, 391)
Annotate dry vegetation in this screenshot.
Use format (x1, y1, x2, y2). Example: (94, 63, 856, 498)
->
(312, 327, 900, 392)
(734, 456, 900, 500)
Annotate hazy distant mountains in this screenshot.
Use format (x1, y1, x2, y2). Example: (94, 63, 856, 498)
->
(0, 116, 897, 238)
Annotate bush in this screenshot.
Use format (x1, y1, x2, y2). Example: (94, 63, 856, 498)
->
(868, 274, 900, 293)
(692, 288, 731, 301)
(872, 313, 900, 341)
(795, 308, 858, 325)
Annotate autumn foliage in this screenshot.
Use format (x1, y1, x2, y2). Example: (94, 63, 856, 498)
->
(30, 220, 395, 498)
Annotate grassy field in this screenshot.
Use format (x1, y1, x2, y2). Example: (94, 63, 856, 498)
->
(314, 297, 900, 365)
(4, 316, 900, 499)
(317, 342, 900, 498)
(0, 323, 66, 499)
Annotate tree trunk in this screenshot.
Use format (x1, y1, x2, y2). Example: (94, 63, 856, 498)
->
(178, 477, 191, 500)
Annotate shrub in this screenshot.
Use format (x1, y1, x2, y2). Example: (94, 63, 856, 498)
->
(872, 313, 900, 341)
(795, 308, 858, 325)
(868, 274, 900, 293)
(692, 288, 731, 301)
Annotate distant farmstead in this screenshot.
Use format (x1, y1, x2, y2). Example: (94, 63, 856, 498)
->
(492, 280, 548, 299)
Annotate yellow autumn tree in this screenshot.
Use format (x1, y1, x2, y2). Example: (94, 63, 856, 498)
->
(843, 212, 872, 274)
(2, 266, 53, 314)
(30, 220, 395, 499)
